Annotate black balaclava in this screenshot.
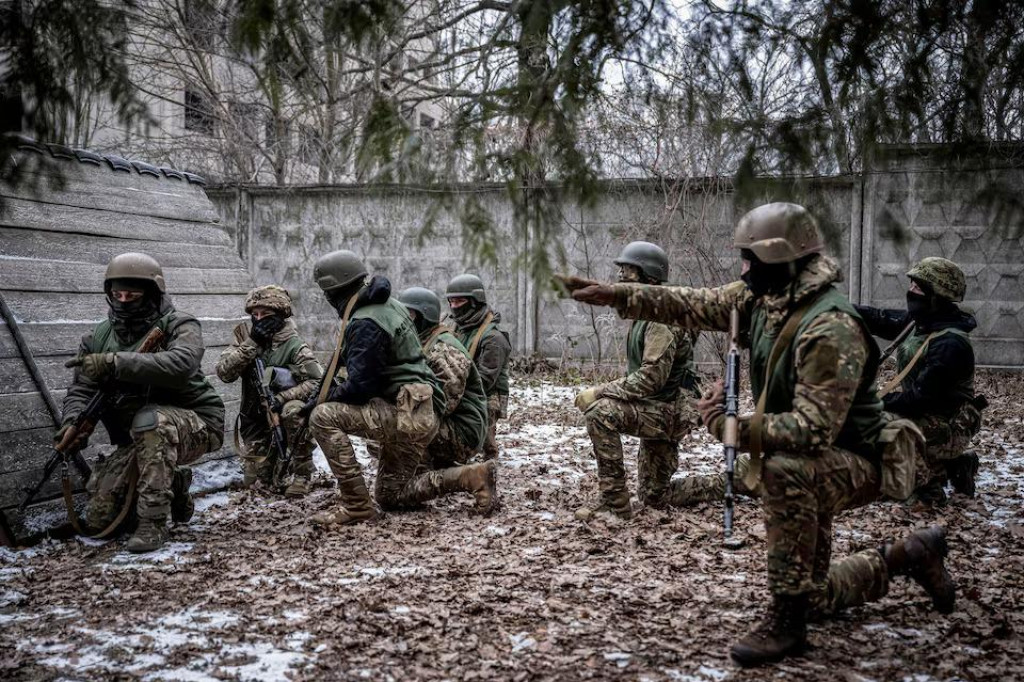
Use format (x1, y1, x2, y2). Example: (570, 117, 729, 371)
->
(739, 249, 800, 297)
(409, 310, 433, 336)
(906, 279, 954, 323)
(106, 278, 162, 343)
(325, 280, 364, 317)
(452, 299, 482, 323)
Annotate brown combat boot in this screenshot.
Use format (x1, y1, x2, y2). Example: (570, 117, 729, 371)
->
(948, 452, 979, 498)
(171, 466, 194, 523)
(881, 526, 955, 614)
(127, 517, 170, 553)
(730, 594, 808, 668)
(311, 474, 378, 526)
(455, 461, 499, 515)
(574, 490, 632, 521)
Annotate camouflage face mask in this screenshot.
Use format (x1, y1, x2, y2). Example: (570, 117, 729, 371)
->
(617, 265, 642, 283)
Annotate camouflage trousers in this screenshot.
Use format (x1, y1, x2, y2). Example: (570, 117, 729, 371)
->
(427, 420, 479, 470)
(657, 453, 761, 506)
(761, 448, 889, 618)
(310, 384, 445, 511)
(483, 394, 507, 460)
(583, 396, 699, 506)
(909, 402, 983, 483)
(238, 400, 316, 486)
(85, 405, 222, 530)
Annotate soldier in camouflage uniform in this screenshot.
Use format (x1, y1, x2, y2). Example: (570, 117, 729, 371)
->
(397, 287, 490, 469)
(299, 252, 497, 526)
(857, 257, 985, 502)
(61, 253, 225, 552)
(216, 285, 323, 496)
(573, 241, 702, 520)
(445, 274, 512, 460)
(561, 203, 956, 667)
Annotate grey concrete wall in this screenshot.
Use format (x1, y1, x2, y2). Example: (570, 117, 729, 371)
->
(208, 144, 1024, 368)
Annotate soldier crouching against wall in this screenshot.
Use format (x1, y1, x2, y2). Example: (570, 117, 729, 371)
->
(573, 241, 702, 520)
(216, 285, 322, 496)
(856, 257, 986, 504)
(61, 253, 225, 553)
(299, 251, 497, 526)
(561, 203, 957, 667)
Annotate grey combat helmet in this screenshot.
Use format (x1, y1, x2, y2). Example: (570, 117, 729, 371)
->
(733, 203, 825, 264)
(105, 252, 166, 292)
(446, 274, 487, 304)
(398, 287, 441, 324)
(313, 250, 368, 292)
(614, 241, 669, 283)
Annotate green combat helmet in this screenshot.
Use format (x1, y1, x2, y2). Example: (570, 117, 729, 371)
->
(105, 252, 166, 292)
(907, 257, 966, 302)
(244, 285, 293, 317)
(614, 241, 669, 282)
(398, 287, 441, 324)
(446, 274, 487, 304)
(313, 250, 368, 292)
(733, 203, 825, 264)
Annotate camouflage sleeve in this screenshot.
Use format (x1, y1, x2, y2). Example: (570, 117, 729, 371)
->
(61, 332, 100, 426)
(712, 311, 868, 455)
(426, 342, 472, 415)
(215, 323, 260, 384)
(276, 342, 324, 403)
(476, 330, 511, 394)
(613, 280, 751, 333)
(600, 322, 679, 402)
(114, 319, 205, 389)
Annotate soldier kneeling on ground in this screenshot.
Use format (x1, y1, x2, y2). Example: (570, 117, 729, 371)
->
(857, 257, 986, 504)
(216, 285, 323, 496)
(61, 253, 225, 553)
(300, 252, 497, 526)
(572, 241, 703, 520)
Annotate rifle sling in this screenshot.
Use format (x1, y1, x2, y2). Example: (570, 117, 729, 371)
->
(877, 329, 953, 398)
(62, 455, 138, 540)
(467, 312, 495, 359)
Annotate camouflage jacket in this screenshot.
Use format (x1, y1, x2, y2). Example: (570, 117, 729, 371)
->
(216, 319, 322, 433)
(600, 321, 696, 403)
(612, 255, 876, 456)
(422, 327, 488, 451)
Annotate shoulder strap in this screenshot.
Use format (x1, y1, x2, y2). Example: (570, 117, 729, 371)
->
(744, 294, 823, 489)
(315, 293, 360, 405)
(877, 329, 954, 398)
(423, 325, 452, 351)
(467, 312, 495, 359)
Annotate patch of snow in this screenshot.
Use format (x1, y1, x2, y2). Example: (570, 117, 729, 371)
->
(663, 665, 731, 682)
(101, 542, 194, 570)
(510, 631, 537, 653)
(483, 525, 508, 537)
(0, 588, 27, 608)
(194, 491, 232, 514)
(191, 457, 243, 493)
(603, 651, 632, 668)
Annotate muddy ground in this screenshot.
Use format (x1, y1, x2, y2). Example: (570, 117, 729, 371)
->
(2, 370, 1023, 682)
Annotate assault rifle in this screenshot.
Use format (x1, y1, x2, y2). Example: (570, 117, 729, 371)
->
(721, 308, 745, 550)
(253, 358, 291, 482)
(20, 326, 166, 511)
(879, 321, 915, 364)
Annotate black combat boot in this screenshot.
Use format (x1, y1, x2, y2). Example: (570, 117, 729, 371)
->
(948, 452, 980, 498)
(171, 466, 195, 523)
(881, 525, 955, 614)
(730, 594, 809, 667)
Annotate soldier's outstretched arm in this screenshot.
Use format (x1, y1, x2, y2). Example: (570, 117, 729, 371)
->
(601, 323, 678, 401)
(215, 323, 260, 383)
(611, 281, 751, 333)
(116, 319, 205, 389)
(854, 304, 910, 340)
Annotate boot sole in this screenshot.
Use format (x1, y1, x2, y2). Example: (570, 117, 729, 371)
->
(912, 526, 955, 614)
(475, 462, 500, 516)
(730, 641, 806, 668)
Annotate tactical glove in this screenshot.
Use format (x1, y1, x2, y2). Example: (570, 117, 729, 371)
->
(297, 396, 319, 419)
(574, 387, 602, 412)
(250, 315, 285, 345)
(65, 352, 116, 382)
(697, 380, 726, 429)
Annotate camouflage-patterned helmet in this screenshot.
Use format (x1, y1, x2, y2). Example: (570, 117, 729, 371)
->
(104, 252, 166, 292)
(313, 250, 368, 292)
(398, 286, 441, 324)
(733, 203, 825, 264)
(244, 285, 292, 317)
(614, 241, 669, 282)
(446, 274, 487, 304)
(907, 257, 966, 302)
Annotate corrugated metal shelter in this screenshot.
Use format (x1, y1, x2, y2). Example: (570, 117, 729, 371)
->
(0, 137, 250, 540)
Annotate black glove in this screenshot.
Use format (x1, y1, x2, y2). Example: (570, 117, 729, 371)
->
(250, 315, 286, 346)
(270, 394, 285, 413)
(297, 396, 318, 418)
